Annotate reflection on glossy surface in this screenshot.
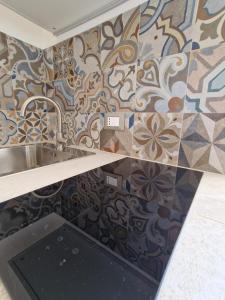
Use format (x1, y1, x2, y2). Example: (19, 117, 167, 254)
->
(0, 158, 202, 294)
(0, 143, 94, 177)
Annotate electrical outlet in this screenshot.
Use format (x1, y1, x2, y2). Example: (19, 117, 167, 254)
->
(104, 113, 124, 130)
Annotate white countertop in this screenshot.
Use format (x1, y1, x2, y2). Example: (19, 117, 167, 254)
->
(156, 171, 225, 300)
(0, 146, 124, 203)
(1, 146, 225, 299)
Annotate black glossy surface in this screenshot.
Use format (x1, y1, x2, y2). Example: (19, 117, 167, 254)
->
(10, 224, 157, 300)
(0, 157, 203, 299)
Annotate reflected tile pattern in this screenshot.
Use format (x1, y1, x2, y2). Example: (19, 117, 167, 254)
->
(0, 157, 202, 288)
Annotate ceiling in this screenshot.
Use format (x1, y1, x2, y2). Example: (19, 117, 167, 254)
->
(0, 0, 128, 35)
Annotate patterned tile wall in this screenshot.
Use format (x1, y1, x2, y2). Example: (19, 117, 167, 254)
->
(1, 0, 224, 173)
(43, 0, 225, 173)
(0, 32, 55, 147)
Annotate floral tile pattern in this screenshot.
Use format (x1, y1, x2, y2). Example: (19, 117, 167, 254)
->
(0, 33, 9, 74)
(80, 71, 103, 113)
(132, 113, 182, 165)
(63, 112, 100, 149)
(100, 112, 134, 155)
(135, 53, 189, 112)
(53, 79, 77, 111)
(0, 110, 51, 146)
(101, 7, 140, 69)
(17, 111, 49, 144)
(127, 194, 184, 281)
(179, 113, 225, 173)
(138, 0, 197, 60)
(129, 159, 177, 206)
(186, 43, 225, 112)
(53, 71, 103, 113)
(103, 64, 137, 112)
(12, 77, 46, 110)
(53, 38, 75, 80)
(0, 110, 17, 145)
(42, 47, 54, 82)
(0, 73, 14, 110)
(73, 26, 101, 74)
(193, 0, 225, 49)
(7, 36, 44, 80)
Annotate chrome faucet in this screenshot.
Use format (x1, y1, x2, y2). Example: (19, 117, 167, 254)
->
(20, 96, 66, 150)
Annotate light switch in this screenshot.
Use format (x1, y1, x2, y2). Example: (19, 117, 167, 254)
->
(107, 116, 120, 127)
(104, 113, 125, 130)
(106, 175, 118, 187)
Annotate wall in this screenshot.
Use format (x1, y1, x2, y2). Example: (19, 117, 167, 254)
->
(0, 32, 56, 146)
(44, 0, 225, 174)
(0, 0, 225, 174)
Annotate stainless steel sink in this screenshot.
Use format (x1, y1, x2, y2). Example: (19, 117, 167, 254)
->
(0, 143, 95, 177)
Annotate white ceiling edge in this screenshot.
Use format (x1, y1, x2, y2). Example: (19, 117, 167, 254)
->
(0, 0, 146, 49)
(0, 4, 57, 49)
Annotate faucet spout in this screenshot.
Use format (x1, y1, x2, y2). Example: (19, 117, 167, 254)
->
(20, 96, 66, 149)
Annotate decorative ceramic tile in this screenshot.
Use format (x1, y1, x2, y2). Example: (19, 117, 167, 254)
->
(100, 112, 134, 155)
(42, 47, 54, 82)
(73, 26, 101, 74)
(0, 110, 17, 146)
(53, 38, 74, 63)
(7, 36, 44, 80)
(129, 159, 177, 206)
(135, 53, 189, 112)
(0, 33, 9, 74)
(132, 113, 182, 165)
(179, 113, 225, 174)
(63, 112, 100, 149)
(101, 7, 140, 69)
(192, 0, 225, 49)
(53, 71, 103, 113)
(185, 43, 225, 112)
(53, 79, 77, 111)
(0, 73, 14, 110)
(53, 38, 75, 80)
(139, 0, 197, 60)
(83, 71, 103, 113)
(103, 64, 137, 112)
(12, 77, 46, 110)
(17, 111, 49, 144)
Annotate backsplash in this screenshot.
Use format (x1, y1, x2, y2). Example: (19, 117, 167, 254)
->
(0, 32, 55, 147)
(0, 0, 225, 174)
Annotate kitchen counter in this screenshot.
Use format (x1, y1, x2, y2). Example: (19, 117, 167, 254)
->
(0, 146, 124, 203)
(156, 171, 225, 300)
(0, 148, 225, 300)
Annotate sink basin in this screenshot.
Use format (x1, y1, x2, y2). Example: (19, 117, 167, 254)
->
(0, 143, 95, 177)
